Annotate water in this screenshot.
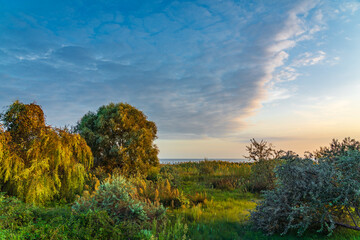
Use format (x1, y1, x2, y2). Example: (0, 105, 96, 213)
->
(160, 158, 248, 164)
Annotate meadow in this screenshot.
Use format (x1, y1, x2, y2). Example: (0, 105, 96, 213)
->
(2, 102, 360, 239)
(2, 159, 360, 239)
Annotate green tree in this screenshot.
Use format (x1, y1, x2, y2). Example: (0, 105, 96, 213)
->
(0, 101, 93, 204)
(76, 102, 159, 176)
(244, 139, 285, 192)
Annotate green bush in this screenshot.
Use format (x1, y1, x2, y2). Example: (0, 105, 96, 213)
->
(248, 159, 279, 192)
(73, 175, 166, 237)
(251, 150, 360, 236)
(0, 193, 35, 231)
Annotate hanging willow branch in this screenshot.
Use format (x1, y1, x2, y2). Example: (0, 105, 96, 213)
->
(0, 101, 93, 205)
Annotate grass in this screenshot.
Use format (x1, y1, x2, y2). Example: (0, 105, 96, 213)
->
(2, 160, 360, 239)
(164, 160, 360, 240)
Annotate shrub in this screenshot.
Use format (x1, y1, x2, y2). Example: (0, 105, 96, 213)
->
(0, 193, 35, 230)
(0, 192, 123, 239)
(248, 159, 279, 192)
(251, 149, 360, 236)
(73, 175, 166, 225)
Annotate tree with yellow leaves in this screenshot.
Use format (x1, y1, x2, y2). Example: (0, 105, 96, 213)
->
(0, 101, 93, 205)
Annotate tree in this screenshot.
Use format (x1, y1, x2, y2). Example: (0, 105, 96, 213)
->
(251, 139, 360, 236)
(244, 138, 284, 162)
(0, 101, 93, 204)
(244, 139, 285, 191)
(75, 102, 159, 176)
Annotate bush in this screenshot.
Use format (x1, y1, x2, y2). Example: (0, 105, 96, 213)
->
(0, 190, 185, 240)
(251, 149, 360, 236)
(73, 175, 166, 225)
(248, 159, 279, 192)
(0, 193, 35, 230)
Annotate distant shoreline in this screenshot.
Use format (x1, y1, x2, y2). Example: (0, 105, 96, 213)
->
(160, 158, 249, 164)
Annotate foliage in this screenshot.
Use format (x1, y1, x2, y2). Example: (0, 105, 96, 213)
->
(76, 102, 159, 176)
(244, 139, 286, 192)
(0, 101, 93, 205)
(211, 177, 240, 191)
(133, 178, 189, 208)
(314, 137, 360, 161)
(188, 192, 207, 206)
(156, 217, 189, 240)
(251, 148, 360, 236)
(166, 160, 252, 179)
(0, 192, 188, 240)
(248, 159, 279, 192)
(147, 166, 161, 181)
(3, 156, 360, 239)
(73, 175, 166, 228)
(244, 138, 284, 162)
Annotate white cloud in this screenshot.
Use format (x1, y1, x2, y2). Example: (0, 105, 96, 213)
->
(340, 2, 360, 14)
(274, 67, 299, 82)
(0, 0, 334, 139)
(292, 51, 326, 66)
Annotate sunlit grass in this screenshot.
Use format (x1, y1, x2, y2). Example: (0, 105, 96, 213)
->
(171, 198, 257, 223)
(166, 161, 360, 239)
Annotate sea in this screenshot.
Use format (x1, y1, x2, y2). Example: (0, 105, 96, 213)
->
(160, 158, 248, 164)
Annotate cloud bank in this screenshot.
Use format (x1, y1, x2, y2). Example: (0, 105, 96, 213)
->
(0, 0, 332, 138)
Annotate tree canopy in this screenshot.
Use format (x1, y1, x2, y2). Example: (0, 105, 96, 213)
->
(76, 102, 159, 176)
(0, 101, 93, 205)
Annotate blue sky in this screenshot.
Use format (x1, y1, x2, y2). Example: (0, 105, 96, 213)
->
(1, 0, 360, 158)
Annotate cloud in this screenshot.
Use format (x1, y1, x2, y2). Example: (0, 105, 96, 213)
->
(340, 2, 360, 14)
(0, 0, 330, 138)
(292, 51, 326, 66)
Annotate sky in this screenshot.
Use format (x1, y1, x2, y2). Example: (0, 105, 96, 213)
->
(1, 0, 360, 158)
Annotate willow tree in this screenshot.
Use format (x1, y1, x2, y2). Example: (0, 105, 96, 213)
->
(76, 102, 159, 176)
(0, 101, 93, 204)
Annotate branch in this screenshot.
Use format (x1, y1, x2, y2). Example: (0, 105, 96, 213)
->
(355, 206, 360, 219)
(332, 221, 360, 231)
(346, 206, 358, 228)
